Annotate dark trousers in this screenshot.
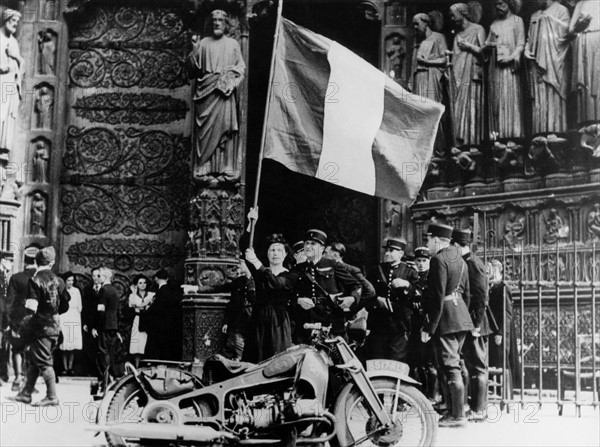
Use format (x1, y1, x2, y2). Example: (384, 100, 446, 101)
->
(82, 330, 98, 377)
(365, 332, 409, 362)
(0, 333, 10, 381)
(96, 330, 122, 384)
(435, 332, 467, 418)
(23, 336, 58, 398)
(462, 333, 489, 412)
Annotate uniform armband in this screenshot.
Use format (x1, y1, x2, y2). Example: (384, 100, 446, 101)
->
(97, 304, 106, 312)
(25, 299, 38, 312)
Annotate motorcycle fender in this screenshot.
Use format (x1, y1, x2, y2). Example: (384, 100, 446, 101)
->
(366, 370, 421, 386)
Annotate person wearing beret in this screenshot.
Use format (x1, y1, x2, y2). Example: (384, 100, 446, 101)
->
(5, 247, 38, 391)
(452, 228, 492, 422)
(11, 247, 70, 406)
(365, 238, 419, 363)
(291, 229, 362, 343)
(421, 223, 474, 427)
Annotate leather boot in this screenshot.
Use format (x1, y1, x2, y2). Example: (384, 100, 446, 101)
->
(34, 367, 59, 406)
(447, 371, 465, 419)
(426, 366, 441, 403)
(470, 372, 487, 414)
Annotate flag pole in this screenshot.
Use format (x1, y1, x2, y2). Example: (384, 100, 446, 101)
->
(249, 0, 284, 248)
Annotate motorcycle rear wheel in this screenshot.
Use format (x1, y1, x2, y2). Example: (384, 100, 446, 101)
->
(332, 378, 437, 447)
(104, 378, 205, 447)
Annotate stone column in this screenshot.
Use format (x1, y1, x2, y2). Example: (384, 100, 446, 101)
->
(182, 1, 249, 363)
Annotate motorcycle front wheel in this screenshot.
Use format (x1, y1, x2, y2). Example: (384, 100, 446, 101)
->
(332, 378, 437, 447)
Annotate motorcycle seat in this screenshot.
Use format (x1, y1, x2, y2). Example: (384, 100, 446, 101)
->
(212, 354, 255, 375)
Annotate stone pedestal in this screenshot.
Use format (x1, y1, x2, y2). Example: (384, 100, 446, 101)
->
(182, 295, 229, 363)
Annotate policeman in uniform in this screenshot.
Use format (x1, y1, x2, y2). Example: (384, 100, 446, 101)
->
(365, 238, 419, 362)
(421, 223, 473, 427)
(452, 228, 491, 421)
(323, 242, 376, 302)
(292, 241, 307, 265)
(293, 230, 361, 342)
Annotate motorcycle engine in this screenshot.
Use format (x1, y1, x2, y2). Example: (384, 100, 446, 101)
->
(227, 392, 284, 429)
(226, 391, 324, 431)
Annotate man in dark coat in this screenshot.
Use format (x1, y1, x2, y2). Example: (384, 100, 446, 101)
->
(421, 223, 473, 427)
(11, 247, 70, 406)
(292, 230, 361, 342)
(143, 269, 182, 361)
(5, 247, 38, 391)
(94, 267, 122, 386)
(323, 242, 376, 303)
(452, 228, 491, 421)
(365, 238, 419, 362)
(81, 267, 101, 377)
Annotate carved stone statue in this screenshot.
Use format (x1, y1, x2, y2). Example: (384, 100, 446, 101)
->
(188, 10, 245, 183)
(503, 211, 525, 249)
(579, 123, 600, 158)
(38, 30, 56, 75)
(385, 32, 407, 86)
(588, 203, 600, 241)
(0, 9, 23, 152)
(543, 208, 568, 244)
(30, 192, 47, 235)
(207, 223, 221, 253)
(35, 85, 54, 129)
(224, 226, 237, 252)
(528, 136, 557, 173)
(493, 141, 524, 172)
(0, 173, 21, 201)
(525, 0, 571, 134)
(32, 140, 50, 183)
(570, 0, 600, 124)
(485, 0, 525, 139)
(410, 12, 448, 150)
(450, 146, 480, 172)
(449, 3, 486, 147)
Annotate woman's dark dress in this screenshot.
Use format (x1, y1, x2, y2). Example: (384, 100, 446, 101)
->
(243, 266, 293, 363)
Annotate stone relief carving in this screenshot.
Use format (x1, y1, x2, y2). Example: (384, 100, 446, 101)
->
(587, 203, 600, 241)
(61, 184, 187, 236)
(579, 123, 600, 158)
(63, 126, 190, 180)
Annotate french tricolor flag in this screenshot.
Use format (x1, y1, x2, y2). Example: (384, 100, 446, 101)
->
(263, 18, 445, 204)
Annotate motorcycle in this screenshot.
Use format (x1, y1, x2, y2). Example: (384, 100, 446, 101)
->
(90, 322, 437, 446)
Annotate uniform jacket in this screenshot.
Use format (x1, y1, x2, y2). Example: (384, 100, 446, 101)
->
(6, 267, 36, 329)
(224, 276, 255, 333)
(97, 283, 120, 331)
(27, 269, 70, 337)
(464, 252, 492, 336)
(342, 262, 376, 302)
(423, 244, 474, 335)
(292, 258, 361, 336)
(365, 262, 419, 334)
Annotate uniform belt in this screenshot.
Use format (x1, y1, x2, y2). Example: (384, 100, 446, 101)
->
(443, 292, 460, 305)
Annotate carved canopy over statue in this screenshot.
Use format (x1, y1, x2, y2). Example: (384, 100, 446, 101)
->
(0, 9, 23, 153)
(189, 9, 245, 184)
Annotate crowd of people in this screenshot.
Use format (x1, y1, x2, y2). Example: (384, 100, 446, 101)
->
(0, 246, 183, 406)
(215, 221, 518, 428)
(0, 222, 517, 425)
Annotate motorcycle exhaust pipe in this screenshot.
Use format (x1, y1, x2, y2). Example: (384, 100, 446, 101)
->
(87, 423, 238, 443)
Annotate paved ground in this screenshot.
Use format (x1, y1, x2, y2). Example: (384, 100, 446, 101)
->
(1, 377, 599, 447)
